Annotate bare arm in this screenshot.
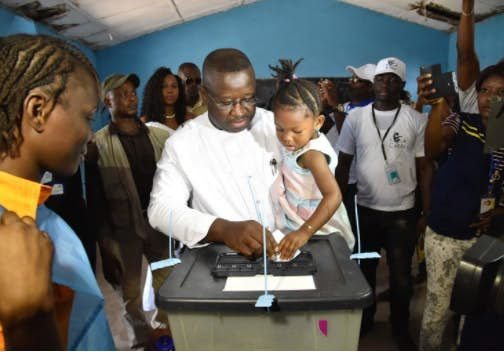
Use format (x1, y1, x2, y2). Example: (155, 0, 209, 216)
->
(417, 74, 456, 159)
(278, 150, 342, 259)
(300, 150, 342, 234)
(416, 157, 434, 216)
(0, 211, 62, 350)
(335, 152, 354, 196)
(457, 0, 480, 90)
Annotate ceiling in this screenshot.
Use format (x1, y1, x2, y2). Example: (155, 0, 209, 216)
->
(1, 0, 503, 50)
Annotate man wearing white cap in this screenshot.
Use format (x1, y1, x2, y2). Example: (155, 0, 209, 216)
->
(336, 57, 431, 349)
(320, 63, 376, 235)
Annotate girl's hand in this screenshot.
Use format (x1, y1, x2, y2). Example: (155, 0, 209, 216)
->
(278, 229, 311, 260)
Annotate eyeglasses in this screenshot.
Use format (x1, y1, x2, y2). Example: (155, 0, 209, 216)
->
(206, 92, 258, 111)
(185, 77, 202, 85)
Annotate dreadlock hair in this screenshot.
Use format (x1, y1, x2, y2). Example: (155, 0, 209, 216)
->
(269, 58, 322, 117)
(0, 34, 98, 160)
(140, 67, 186, 126)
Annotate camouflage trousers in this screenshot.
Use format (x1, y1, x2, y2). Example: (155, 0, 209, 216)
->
(419, 227, 476, 350)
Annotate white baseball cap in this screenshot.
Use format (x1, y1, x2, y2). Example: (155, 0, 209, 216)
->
(374, 57, 406, 82)
(345, 63, 376, 83)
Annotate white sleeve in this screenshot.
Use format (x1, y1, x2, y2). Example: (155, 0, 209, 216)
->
(459, 82, 479, 114)
(148, 140, 216, 248)
(414, 112, 428, 158)
(335, 113, 356, 155)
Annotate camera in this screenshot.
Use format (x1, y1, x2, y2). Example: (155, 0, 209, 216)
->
(450, 235, 504, 315)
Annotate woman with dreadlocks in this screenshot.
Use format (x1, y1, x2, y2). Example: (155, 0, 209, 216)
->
(140, 66, 194, 133)
(0, 34, 114, 350)
(269, 58, 354, 260)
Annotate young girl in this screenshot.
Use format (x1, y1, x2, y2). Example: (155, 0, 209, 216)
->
(140, 67, 194, 133)
(0, 34, 114, 350)
(270, 59, 354, 260)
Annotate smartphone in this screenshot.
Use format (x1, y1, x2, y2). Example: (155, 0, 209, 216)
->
(420, 64, 456, 99)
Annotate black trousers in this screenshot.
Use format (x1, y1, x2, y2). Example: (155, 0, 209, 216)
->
(357, 205, 417, 331)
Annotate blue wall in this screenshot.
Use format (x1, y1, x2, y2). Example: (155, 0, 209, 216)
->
(448, 13, 504, 72)
(97, 0, 449, 121)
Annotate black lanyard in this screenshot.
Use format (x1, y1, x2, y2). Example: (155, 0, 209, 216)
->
(372, 104, 401, 162)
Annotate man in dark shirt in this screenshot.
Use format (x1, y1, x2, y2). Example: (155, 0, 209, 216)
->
(85, 74, 171, 349)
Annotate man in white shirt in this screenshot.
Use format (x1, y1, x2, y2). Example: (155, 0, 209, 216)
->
(336, 57, 431, 349)
(149, 48, 280, 258)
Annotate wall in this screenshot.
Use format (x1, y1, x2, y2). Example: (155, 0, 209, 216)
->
(96, 0, 450, 126)
(448, 12, 504, 72)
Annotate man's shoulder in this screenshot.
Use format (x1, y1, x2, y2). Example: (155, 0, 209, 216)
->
(166, 114, 209, 145)
(94, 124, 110, 139)
(401, 104, 425, 120)
(251, 107, 275, 128)
(345, 104, 371, 126)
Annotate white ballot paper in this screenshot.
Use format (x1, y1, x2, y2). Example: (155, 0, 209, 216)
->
(223, 274, 315, 292)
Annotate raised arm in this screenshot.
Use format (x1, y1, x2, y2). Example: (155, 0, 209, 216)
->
(457, 0, 480, 90)
(417, 74, 455, 160)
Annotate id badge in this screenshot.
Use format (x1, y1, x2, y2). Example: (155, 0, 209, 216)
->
(480, 197, 495, 214)
(385, 163, 401, 185)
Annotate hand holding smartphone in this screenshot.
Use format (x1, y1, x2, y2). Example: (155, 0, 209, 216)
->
(419, 64, 456, 100)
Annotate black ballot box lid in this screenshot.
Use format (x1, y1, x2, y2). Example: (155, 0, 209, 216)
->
(157, 234, 372, 312)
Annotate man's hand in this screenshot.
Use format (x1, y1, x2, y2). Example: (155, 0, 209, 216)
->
(0, 211, 54, 327)
(318, 79, 340, 110)
(207, 219, 279, 258)
(469, 207, 504, 233)
(278, 229, 311, 260)
(416, 73, 441, 104)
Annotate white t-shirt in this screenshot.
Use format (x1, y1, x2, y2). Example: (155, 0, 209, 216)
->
(148, 108, 281, 247)
(336, 104, 427, 211)
(459, 82, 479, 114)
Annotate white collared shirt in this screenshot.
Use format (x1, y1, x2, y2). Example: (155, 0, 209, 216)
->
(148, 108, 281, 247)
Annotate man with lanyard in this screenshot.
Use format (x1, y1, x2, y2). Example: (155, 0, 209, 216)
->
(336, 57, 430, 349)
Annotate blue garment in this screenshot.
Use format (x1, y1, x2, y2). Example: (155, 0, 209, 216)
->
(0, 206, 116, 350)
(428, 113, 490, 239)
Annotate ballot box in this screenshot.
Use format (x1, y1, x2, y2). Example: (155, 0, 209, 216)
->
(157, 234, 372, 350)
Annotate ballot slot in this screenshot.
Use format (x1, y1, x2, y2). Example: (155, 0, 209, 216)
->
(211, 250, 317, 277)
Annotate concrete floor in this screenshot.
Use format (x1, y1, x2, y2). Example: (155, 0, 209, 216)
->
(96, 249, 429, 351)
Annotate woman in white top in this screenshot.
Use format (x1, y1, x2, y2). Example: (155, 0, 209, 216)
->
(140, 67, 194, 133)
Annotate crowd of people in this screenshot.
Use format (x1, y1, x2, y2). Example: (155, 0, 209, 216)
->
(0, 0, 503, 350)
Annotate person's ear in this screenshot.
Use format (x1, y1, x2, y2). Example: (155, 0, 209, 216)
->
(103, 91, 113, 109)
(314, 114, 325, 132)
(23, 89, 54, 133)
